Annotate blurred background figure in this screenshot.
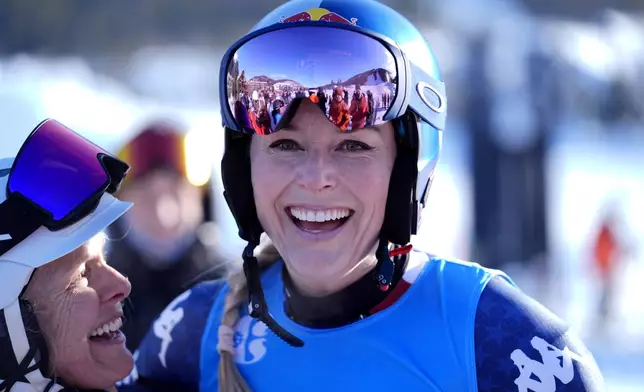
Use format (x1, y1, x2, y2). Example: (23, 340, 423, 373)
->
(591, 203, 621, 336)
(107, 120, 229, 351)
(589, 199, 636, 338)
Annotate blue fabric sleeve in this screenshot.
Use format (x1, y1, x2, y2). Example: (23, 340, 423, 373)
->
(474, 276, 606, 391)
(117, 279, 225, 392)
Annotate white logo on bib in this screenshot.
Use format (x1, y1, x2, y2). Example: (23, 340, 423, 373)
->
(511, 336, 583, 392)
(153, 289, 191, 368)
(234, 315, 269, 365)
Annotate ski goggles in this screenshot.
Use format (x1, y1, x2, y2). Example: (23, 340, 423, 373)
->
(219, 23, 447, 135)
(0, 119, 129, 252)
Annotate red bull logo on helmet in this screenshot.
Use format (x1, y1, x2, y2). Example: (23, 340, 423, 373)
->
(280, 7, 358, 25)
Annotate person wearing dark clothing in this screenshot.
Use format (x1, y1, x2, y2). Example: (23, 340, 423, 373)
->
(366, 89, 375, 126)
(107, 217, 226, 351)
(108, 121, 229, 351)
(317, 87, 327, 114)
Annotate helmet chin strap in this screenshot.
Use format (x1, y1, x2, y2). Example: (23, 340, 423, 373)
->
(0, 300, 66, 392)
(242, 236, 414, 348)
(242, 242, 304, 348)
(373, 237, 395, 291)
(237, 115, 420, 348)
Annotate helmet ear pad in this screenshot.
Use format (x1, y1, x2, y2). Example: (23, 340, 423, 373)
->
(221, 129, 263, 244)
(381, 111, 421, 246)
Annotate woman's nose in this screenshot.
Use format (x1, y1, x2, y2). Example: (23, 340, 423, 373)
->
(296, 151, 338, 192)
(92, 263, 131, 304)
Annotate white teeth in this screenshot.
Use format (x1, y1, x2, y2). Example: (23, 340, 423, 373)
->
(89, 317, 122, 337)
(289, 208, 351, 222)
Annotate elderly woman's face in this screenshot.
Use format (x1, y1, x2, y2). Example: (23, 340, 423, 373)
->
(23, 236, 132, 390)
(250, 100, 397, 295)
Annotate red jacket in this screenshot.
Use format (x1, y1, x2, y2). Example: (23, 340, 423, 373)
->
(329, 99, 350, 131)
(350, 93, 369, 129)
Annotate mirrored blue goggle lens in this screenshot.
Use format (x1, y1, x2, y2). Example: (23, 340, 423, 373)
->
(226, 26, 398, 134)
(8, 119, 110, 222)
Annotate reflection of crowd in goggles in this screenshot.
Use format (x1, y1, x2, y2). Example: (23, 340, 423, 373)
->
(233, 75, 392, 133)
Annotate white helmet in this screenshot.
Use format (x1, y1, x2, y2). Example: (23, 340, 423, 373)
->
(0, 155, 131, 391)
(0, 157, 132, 310)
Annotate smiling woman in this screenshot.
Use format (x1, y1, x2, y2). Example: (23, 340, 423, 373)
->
(22, 234, 133, 390)
(250, 100, 397, 295)
(0, 119, 134, 392)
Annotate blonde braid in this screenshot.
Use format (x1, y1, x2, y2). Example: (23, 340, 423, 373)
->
(217, 235, 281, 392)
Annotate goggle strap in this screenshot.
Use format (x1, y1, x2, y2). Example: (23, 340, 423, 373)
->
(0, 195, 47, 257)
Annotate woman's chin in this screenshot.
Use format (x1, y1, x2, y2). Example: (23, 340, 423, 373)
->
(86, 345, 134, 384)
(64, 367, 129, 392)
(286, 260, 354, 294)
